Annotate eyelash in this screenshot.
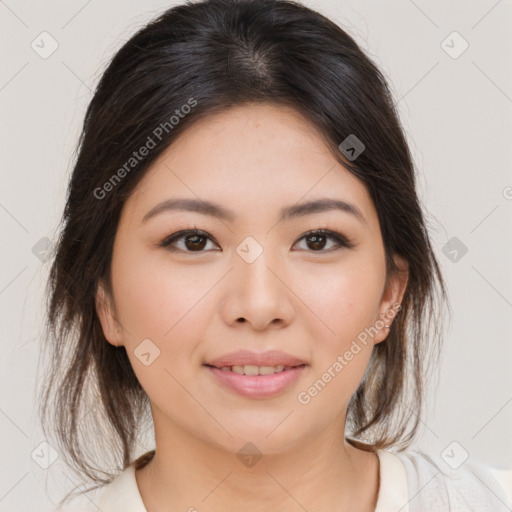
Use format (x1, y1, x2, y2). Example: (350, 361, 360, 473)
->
(159, 225, 355, 254)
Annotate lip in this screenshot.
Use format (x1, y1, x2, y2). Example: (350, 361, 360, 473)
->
(206, 364, 307, 399)
(205, 349, 307, 368)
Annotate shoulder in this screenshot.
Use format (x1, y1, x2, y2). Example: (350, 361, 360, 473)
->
(53, 463, 147, 512)
(391, 447, 512, 511)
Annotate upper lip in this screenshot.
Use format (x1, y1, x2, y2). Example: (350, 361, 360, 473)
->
(205, 350, 307, 368)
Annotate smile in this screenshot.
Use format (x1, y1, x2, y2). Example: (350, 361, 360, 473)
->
(204, 364, 307, 399)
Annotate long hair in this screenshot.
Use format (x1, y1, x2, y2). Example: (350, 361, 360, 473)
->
(37, 0, 449, 502)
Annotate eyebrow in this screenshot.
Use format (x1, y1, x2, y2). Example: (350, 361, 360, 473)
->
(141, 197, 367, 225)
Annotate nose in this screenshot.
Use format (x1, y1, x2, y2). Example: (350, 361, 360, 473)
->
(221, 241, 295, 332)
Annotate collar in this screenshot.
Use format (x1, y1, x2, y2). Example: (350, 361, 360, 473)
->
(375, 449, 410, 512)
(98, 448, 409, 512)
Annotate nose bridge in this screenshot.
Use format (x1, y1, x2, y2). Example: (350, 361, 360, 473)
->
(228, 233, 293, 321)
(235, 234, 280, 292)
(219, 231, 297, 331)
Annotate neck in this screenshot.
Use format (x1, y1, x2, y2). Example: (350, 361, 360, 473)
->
(135, 419, 380, 512)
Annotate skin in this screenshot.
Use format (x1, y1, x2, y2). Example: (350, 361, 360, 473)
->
(96, 103, 409, 512)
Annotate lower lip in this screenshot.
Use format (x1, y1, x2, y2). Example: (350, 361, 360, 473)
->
(205, 365, 307, 399)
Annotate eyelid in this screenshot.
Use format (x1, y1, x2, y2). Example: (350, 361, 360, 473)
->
(160, 226, 220, 252)
(159, 226, 355, 252)
(298, 228, 355, 250)
(297, 223, 355, 250)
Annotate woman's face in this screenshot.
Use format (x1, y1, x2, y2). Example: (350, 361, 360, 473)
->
(97, 103, 408, 454)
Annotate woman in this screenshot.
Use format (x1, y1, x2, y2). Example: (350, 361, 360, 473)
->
(39, 0, 512, 510)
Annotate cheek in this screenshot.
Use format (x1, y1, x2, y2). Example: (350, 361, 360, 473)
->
(295, 269, 378, 411)
(297, 256, 385, 346)
(111, 248, 212, 399)
(292, 256, 384, 404)
(111, 244, 213, 341)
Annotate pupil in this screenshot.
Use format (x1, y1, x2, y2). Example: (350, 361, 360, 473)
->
(182, 233, 327, 251)
(186, 234, 206, 250)
(308, 234, 326, 250)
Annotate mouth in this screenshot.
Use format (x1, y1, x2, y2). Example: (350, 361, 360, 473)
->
(204, 363, 306, 375)
(203, 363, 307, 399)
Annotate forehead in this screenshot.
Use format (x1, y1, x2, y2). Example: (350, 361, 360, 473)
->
(123, 103, 379, 234)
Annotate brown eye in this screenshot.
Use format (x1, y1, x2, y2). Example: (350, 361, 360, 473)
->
(160, 228, 354, 254)
(294, 230, 354, 252)
(182, 233, 208, 251)
(160, 229, 219, 253)
(305, 233, 328, 250)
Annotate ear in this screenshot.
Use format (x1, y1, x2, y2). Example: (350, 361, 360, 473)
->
(95, 280, 124, 347)
(373, 254, 409, 345)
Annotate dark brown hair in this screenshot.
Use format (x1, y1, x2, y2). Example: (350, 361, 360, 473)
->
(37, 0, 449, 502)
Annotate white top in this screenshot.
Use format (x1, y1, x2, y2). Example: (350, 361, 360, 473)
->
(54, 449, 512, 512)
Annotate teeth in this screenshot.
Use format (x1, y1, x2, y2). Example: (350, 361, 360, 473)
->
(222, 364, 286, 375)
(258, 365, 284, 375)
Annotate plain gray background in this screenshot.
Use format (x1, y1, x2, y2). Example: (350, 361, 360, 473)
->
(1, 0, 511, 510)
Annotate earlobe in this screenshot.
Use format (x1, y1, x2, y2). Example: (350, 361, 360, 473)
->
(95, 280, 124, 347)
(374, 255, 409, 344)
